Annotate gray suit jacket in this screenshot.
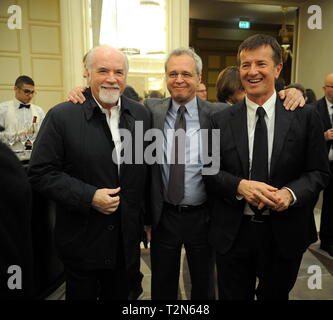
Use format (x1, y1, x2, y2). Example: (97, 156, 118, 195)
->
(144, 96, 228, 228)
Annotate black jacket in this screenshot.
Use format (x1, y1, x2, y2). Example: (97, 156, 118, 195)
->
(144, 97, 228, 228)
(313, 96, 332, 153)
(0, 142, 33, 299)
(204, 98, 330, 258)
(28, 90, 151, 271)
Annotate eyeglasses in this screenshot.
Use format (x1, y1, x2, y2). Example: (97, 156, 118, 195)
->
(20, 88, 36, 95)
(167, 72, 196, 79)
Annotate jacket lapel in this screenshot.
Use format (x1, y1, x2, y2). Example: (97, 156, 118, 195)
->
(230, 100, 249, 177)
(154, 98, 171, 131)
(197, 98, 211, 130)
(270, 98, 293, 177)
(318, 97, 331, 129)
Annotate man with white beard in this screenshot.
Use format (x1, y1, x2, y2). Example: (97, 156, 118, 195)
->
(28, 46, 151, 300)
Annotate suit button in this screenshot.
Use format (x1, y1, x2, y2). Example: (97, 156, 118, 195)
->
(107, 224, 114, 231)
(105, 258, 111, 265)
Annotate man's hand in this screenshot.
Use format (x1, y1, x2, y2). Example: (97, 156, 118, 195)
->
(91, 187, 121, 215)
(269, 188, 293, 212)
(324, 128, 333, 141)
(278, 87, 305, 111)
(66, 86, 87, 104)
(144, 225, 152, 243)
(237, 179, 278, 208)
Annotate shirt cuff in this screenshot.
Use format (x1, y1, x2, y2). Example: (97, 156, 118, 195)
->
(236, 194, 244, 201)
(283, 187, 297, 206)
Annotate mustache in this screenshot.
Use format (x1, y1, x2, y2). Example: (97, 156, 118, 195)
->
(100, 84, 120, 90)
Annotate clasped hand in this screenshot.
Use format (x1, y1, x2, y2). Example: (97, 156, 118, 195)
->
(237, 180, 293, 212)
(92, 187, 121, 214)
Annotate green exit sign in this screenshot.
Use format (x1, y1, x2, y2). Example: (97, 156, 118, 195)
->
(239, 21, 250, 29)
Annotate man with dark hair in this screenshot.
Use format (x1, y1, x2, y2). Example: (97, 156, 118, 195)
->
(216, 66, 245, 104)
(205, 34, 329, 300)
(15, 75, 35, 88)
(0, 75, 45, 147)
(123, 85, 140, 102)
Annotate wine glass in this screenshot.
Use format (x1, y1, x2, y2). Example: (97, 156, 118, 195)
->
(4, 131, 17, 148)
(0, 132, 7, 144)
(17, 131, 28, 150)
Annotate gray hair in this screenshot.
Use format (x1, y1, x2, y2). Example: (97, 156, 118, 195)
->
(164, 47, 203, 75)
(85, 45, 129, 74)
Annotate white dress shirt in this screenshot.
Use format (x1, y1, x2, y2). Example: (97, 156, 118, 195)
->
(0, 98, 45, 132)
(93, 95, 121, 173)
(243, 91, 296, 215)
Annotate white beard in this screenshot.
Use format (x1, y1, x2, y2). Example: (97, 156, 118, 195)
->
(99, 86, 120, 104)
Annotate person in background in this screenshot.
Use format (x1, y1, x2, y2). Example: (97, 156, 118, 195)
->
(313, 72, 333, 257)
(275, 77, 286, 92)
(28, 45, 151, 300)
(0, 76, 45, 148)
(0, 140, 34, 299)
(196, 82, 208, 101)
(305, 88, 317, 104)
(216, 66, 245, 104)
(147, 90, 165, 99)
(123, 85, 140, 102)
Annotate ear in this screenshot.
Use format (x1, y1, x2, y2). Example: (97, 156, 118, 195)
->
(275, 63, 283, 78)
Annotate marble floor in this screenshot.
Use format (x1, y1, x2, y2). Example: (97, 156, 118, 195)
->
(47, 207, 333, 300)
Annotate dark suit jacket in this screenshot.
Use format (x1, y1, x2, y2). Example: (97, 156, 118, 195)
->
(204, 97, 330, 258)
(28, 90, 151, 272)
(313, 97, 332, 153)
(0, 142, 33, 299)
(144, 97, 228, 228)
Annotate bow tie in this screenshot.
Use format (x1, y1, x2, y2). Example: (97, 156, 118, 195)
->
(19, 104, 30, 109)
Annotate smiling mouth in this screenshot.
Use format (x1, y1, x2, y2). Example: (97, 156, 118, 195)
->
(248, 79, 262, 84)
(101, 85, 119, 90)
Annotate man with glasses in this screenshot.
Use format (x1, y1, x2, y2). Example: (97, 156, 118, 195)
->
(144, 48, 227, 300)
(0, 75, 45, 143)
(314, 72, 333, 257)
